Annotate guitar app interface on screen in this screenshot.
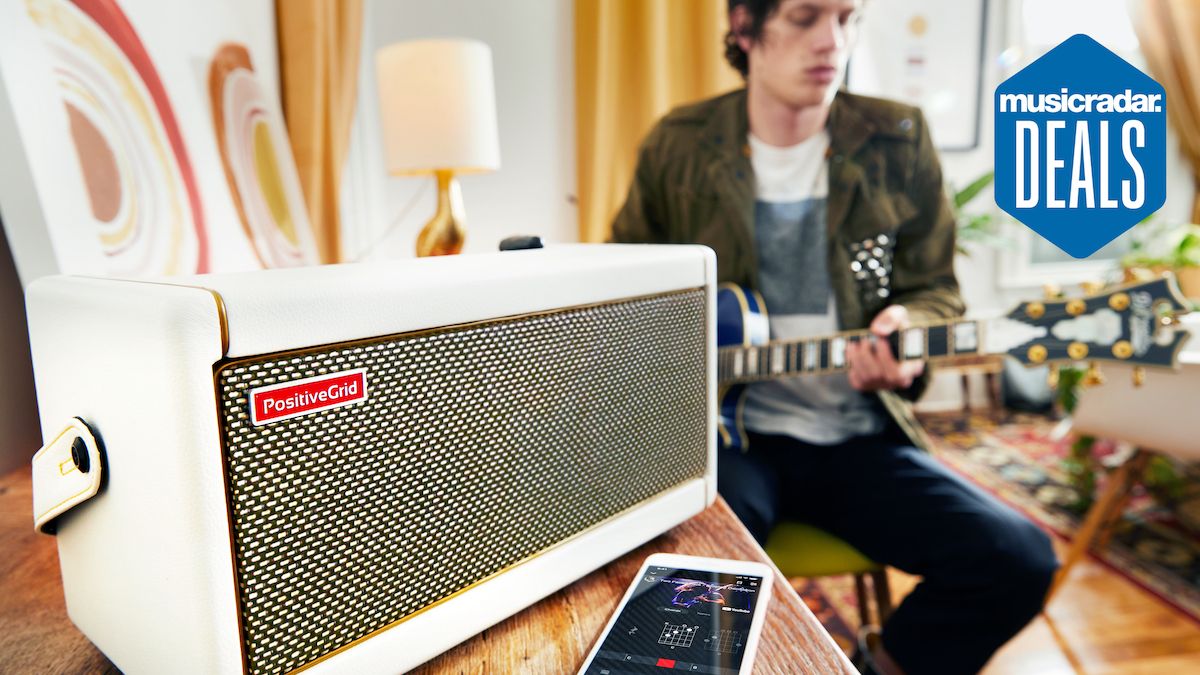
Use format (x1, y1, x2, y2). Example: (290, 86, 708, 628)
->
(583, 566, 764, 674)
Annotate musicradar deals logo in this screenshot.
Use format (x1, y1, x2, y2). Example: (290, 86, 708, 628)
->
(994, 34, 1166, 258)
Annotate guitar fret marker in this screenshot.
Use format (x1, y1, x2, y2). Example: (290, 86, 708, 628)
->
(804, 341, 818, 370)
(733, 352, 744, 377)
(746, 349, 757, 375)
(830, 338, 847, 368)
(771, 345, 785, 374)
(954, 322, 978, 352)
(903, 328, 925, 359)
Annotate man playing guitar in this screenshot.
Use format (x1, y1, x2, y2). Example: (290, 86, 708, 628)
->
(610, 2, 1058, 673)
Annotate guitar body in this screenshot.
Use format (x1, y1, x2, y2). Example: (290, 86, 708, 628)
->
(716, 283, 770, 452)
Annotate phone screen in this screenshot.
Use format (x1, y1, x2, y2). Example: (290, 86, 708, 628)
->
(582, 566, 765, 674)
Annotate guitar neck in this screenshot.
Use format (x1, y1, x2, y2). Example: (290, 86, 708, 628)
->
(718, 318, 987, 384)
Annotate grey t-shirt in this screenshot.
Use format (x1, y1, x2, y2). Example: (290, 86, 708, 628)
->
(741, 132, 885, 445)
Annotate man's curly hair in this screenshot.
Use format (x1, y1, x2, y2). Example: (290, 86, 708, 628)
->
(724, 0, 783, 78)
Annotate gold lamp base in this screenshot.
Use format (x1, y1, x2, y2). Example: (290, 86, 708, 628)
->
(416, 169, 467, 257)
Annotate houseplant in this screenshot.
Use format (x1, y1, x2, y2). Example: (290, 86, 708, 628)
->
(1120, 219, 1200, 302)
(950, 171, 1012, 255)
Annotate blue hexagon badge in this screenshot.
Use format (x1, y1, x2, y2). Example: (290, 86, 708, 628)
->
(994, 34, 1166, 258)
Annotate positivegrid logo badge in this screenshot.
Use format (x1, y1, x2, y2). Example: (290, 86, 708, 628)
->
(994, 34, 1166, 258)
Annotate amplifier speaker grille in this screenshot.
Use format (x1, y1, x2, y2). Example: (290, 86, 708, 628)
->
(215, 289, 709, 674)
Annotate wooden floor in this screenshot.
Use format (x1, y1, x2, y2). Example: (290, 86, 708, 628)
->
(881, 537, 1200, 674)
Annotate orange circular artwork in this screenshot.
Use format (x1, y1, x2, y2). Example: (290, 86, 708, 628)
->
(209, 43, 319, 268)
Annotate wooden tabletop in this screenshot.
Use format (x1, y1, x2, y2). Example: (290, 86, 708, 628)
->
(0, 467, 852, 674)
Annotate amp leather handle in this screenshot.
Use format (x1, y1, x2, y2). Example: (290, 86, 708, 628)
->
(32, 418, 104, 535)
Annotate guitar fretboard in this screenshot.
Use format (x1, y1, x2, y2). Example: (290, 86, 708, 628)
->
(718, 318, 985, 384)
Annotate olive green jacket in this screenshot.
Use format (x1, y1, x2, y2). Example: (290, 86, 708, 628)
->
(610, 89, 965, 448)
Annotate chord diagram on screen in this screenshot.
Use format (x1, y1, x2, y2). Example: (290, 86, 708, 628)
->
(657, 623, 697, 648)
(704, 629, 743, 654)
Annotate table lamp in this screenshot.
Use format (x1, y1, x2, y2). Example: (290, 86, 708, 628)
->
(376, 39, 501, 256)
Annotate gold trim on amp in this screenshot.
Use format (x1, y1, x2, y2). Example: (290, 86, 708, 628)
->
(214, 287, 705, 372)
(206, 288, 230, 356)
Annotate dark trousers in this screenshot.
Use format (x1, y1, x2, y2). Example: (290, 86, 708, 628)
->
(721, 429, 1058, 675)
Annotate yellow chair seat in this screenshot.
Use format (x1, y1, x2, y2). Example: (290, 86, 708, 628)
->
(765, 521, 881, 578)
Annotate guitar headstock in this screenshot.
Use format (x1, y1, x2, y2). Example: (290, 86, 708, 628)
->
(998, 276, 1192, 370)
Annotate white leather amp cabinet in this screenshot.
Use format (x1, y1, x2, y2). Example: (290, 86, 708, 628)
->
(26, 244, 717, 674)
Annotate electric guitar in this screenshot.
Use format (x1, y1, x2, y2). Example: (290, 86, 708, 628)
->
(716, 278, 1193, 451)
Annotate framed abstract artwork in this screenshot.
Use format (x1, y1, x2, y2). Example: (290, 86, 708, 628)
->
(0, 0, 317, 284)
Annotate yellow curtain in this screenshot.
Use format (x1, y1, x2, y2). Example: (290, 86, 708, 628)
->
(575, 0, 741, 242)
(1136, 0, 1200, 222)
(276, 0, 364, 263)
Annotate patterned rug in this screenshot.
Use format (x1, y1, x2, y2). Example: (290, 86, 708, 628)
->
(922, 410, 1200, 622)
(791, 576, 864, 656)
(789, 410, 1200, 649)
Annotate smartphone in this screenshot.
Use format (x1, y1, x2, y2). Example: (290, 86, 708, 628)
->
(577, 553, 774, 674)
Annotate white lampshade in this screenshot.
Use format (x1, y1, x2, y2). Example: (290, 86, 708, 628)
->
(376, 39, 501, 175)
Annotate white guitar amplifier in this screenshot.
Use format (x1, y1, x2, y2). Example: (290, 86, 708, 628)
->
(26, 244, 717, 674)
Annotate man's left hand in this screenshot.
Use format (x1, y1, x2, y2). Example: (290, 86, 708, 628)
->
(846, 305, 925, 392)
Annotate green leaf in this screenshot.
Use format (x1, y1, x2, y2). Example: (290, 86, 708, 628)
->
(954, 171, 995, 209)
(1177, 230, 1200, 267)
(1056, 366, 1086, 414)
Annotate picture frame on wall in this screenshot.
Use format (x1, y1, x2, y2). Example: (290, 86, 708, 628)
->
(846, 0, 988, 152)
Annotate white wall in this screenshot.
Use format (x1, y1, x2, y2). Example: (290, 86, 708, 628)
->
(342, 0, 577, 261)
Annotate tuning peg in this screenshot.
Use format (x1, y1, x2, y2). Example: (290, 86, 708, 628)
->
(1127, 267, 1155, 282)
(1068, 341, 1089, 360)
(1082, 361, 1105, 387)
(1132, 366, 1146, 388)
(1043, 283, 1062, 300)
(1046, 365, 1060, 388)
(1080, 281, 1103, 296)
